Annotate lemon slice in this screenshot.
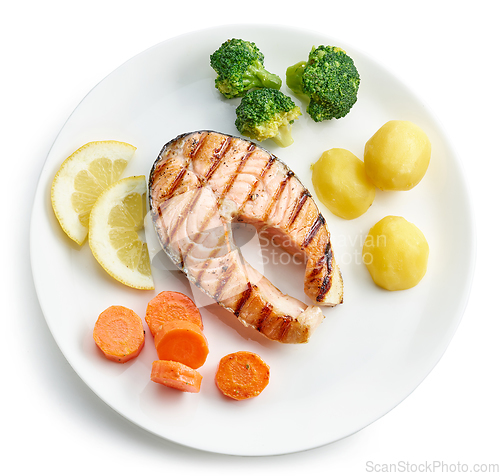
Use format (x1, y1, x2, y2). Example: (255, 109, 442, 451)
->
(51, 141, 136, 245)
(89, 176, 154, 290)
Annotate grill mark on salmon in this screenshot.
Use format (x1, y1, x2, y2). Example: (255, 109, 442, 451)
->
(240, 155, 276, 213)
(256, 303, 273, 332)
(204, 136, 233, 181)
(165, 167, 188, 199)
(317, 242, 333, 301)
(188, 131, 209, 158)
(302, 214, 325, 249)
(149, 131, 343, 344)
(278, 315, 294, 341)
(234, 282, 253, 316)
(288, 189, 311, 229)
(217, 142, 256, 206)
(262, 170, 294, 223)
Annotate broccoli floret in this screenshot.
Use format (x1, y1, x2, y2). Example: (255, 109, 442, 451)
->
(286, 45, 360, 122)
(235, 88, 301, 147)
(210, 38, 282, 99)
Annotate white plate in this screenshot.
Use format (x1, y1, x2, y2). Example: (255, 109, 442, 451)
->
(30, 25, 475, 456)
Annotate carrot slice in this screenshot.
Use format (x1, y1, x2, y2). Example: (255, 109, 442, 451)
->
(151, 360, 203, 393)
(93, 305, 145, 363)
(215, 351, 270, 400)
(154, 320, 209, 369)
(145, 291, 203, 337)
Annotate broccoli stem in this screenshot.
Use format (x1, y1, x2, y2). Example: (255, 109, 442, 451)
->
(254, 69, 282, 90)
(271, 125, 294, 148)
(243, 65, 282, 91)
(286, 61, 307, 95)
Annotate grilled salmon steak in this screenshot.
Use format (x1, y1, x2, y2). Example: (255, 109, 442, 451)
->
(149, 131, 343, 343)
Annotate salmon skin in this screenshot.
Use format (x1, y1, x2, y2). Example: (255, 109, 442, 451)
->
(149, 131, 343, 344)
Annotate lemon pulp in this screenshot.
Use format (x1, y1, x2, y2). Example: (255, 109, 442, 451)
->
(89, 176, 154, 290)
(51, 141, 136, 245)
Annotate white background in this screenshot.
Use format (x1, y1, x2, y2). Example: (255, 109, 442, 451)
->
(2, 0, 499, 474)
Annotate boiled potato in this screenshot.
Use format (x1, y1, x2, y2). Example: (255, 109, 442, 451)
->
(311, 148, 376, 220)
(364, 120, 431, 191)
(362, 216, 429, 291)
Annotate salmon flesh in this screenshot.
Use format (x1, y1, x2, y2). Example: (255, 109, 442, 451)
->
(149, 131, 343, 344)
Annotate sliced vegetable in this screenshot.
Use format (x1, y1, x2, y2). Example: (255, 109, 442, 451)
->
(154, 320, 209, 369)
(215, 351, 270, 400)
(145, 291, 203, 337)
(151, 360, 203, 393)
(93, 305, 145, 363)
